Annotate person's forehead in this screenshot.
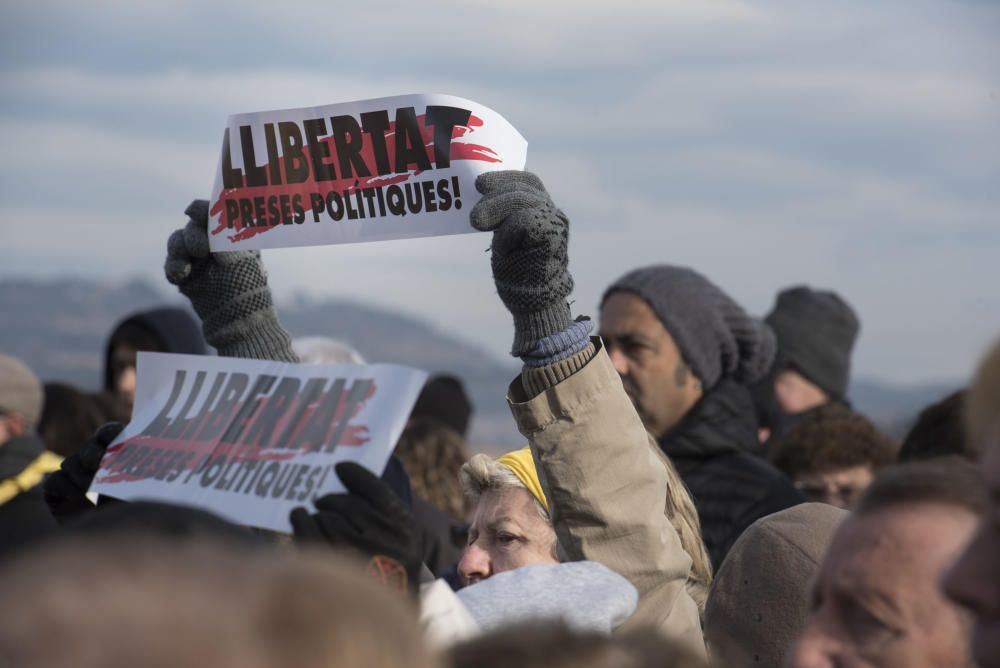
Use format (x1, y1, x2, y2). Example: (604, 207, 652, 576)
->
(473, 487, 538, 525)
(599, 292, 664, 335)
(809, 466, 874, 485)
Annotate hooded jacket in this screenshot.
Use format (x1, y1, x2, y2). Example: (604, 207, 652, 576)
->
(103, 307, 208, 392)
(659, 378, 804, 570)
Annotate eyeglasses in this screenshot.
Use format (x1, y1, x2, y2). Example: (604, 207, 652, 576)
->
(794, 480, 865, 506)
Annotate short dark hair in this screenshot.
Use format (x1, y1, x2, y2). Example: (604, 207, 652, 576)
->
(854, 456, 989, 518)
(770, 404, 897, 477)
(898, 390, 976, 462)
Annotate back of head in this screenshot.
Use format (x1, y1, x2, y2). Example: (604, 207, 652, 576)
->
(899, 390, 975, 462)
(602, 265, 775, 389)
(853, 456, 989, 519)
(964, 337, 1000, 457)
(449, 622, 707, 668)
(395, 417, 471, 520)
(38, 383, 127, 457)
(705, 502, 847, 667)
(61, 500, 263, 546)
(0, 354, 43, 437)
(411, 374, 474, 438)
(770, 404, 897, 479)
(765, 286, 860, 401)
(0, 535, 437, 668)
(291, 336, 365, 364)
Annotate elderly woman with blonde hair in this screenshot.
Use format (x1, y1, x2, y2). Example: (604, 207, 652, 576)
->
(457, 444, 713, 628)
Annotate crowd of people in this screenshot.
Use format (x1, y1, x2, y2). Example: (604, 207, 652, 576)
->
(0, 169, 997, 667)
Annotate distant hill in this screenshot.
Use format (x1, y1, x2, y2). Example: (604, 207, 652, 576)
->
(0, 277, 522, 449)
(0, 277, 959, 448)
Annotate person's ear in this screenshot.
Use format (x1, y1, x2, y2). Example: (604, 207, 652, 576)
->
(0, 413, 27, 439)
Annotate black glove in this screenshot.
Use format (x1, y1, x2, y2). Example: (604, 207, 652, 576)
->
(43, 422, 124, 524)
(470, 171, 574, 356)
(290, 462, 422, 595)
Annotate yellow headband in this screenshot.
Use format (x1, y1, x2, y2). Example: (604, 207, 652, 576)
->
(496, 447, 548, 513)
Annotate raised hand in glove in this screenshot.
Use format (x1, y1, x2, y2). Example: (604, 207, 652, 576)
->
(43, 422, 123, 524)
(164, 199, 296, 361)
(470, 171, 574, 356)
(290, 462, 423, 596)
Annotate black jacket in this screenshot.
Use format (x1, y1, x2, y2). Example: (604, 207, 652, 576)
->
(658, 378, 803, 570)
(0, 435, 58, 558)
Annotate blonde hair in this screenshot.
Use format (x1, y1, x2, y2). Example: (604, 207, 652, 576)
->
(657, 449, 713, 615)
(462, 449, 712, 614)
(460, 452, 550, 523)
(965, 337, 1000, 456)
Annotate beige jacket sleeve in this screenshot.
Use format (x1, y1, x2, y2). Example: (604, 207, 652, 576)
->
(507, 338, 706, 657)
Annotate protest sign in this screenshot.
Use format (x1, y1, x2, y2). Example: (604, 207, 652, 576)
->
(89, 352, 427, 533)
(208, 93, 527, 251)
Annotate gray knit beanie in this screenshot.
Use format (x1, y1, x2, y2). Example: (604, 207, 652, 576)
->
(765, 286, 859, 400)
(0, 354, 43, 432)
(602, 265, 775, 389)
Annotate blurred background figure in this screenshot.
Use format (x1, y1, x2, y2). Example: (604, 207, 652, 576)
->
(395, 417, 471, 522)
(898, 389, 978, 462)
(0, 535, 439, 668)
(395, 375, 475, 576)
(38, 382, 128, 458)
(0, 354, 59, 557)
(753, 286, 860, 445)
(103, 306, 208, 413)
(770, 403, 897, 508)
(409, 374, 474, 440)
(943, 338, 1000, 668)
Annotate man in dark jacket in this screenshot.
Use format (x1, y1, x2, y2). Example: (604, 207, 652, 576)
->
(103, 306, 208, 412)
(0, 354, 59, 557)
(600, 266, 803, 569)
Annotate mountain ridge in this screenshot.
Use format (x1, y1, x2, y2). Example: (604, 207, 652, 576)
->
(0, 277, 957, 447)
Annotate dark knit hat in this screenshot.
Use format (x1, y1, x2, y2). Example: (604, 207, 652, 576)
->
(765, 286, 859, 400)
(602, 266, 776, 389)
(410, 375, 473, 438)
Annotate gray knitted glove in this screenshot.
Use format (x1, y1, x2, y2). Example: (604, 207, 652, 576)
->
(164, 200, 297, 362)
(471, 171, 573, 356)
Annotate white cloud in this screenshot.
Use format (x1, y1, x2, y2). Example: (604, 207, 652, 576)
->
(1, 0, 999, 385)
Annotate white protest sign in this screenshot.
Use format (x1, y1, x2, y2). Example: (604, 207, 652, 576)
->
(208, 93, 527, 251)
(90, 352, 427, 533)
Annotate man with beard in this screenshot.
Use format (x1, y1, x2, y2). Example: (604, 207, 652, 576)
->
(600, 266, 802, 569)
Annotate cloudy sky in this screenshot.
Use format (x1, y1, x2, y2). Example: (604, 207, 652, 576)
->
(2, 0, 998, 385)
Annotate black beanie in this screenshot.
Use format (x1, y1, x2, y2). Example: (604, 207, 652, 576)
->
(602, 265, 776, 389)
(410, 375, 473, 438)
(765, 286, 860, 400)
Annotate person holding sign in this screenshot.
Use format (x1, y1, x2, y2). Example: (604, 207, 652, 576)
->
(162, 166, 707, 655)
(467, 171, 707, 657)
